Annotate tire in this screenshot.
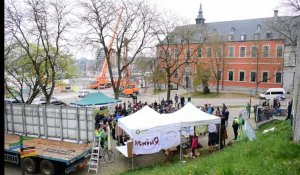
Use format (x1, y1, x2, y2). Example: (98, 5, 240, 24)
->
(103, 150, 115, 164)
(24, 158, 38, 174)
(40, 160, 55, 175)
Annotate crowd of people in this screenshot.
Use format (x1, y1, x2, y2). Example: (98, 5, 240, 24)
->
(94, 94, 239, 154)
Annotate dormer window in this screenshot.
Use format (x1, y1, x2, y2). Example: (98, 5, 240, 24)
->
(254, 33, 260, 40)
(228, 35, 233, 41)
(240, 34, 246, 41)
(231, 27, 236, 32)
(257, 25, 262, 30)
(266, 32, 272, 39)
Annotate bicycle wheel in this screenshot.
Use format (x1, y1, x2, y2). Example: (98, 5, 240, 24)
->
(103, 150, 115, 164)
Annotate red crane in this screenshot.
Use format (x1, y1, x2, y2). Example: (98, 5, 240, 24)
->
(89, 7, 124, 89)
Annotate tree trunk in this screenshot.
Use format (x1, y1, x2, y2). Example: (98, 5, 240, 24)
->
(167, 79, 171, 101)
(216, 80, 220, 94)
(293, 22, 300, 142)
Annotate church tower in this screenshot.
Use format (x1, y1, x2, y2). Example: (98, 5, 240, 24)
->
(195, 3, 205, 24)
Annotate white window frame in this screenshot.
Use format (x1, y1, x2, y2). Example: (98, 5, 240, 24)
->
(206, 47, 212, 58)
(228, 70, 234, 81)
(186, 49, 191, 58)
(166, 49, 171, 60)
(174, 49, 179, 61)
(197, 48, 202, 58)
(251, 46, 258, 58)
(239, 46, 246, 58)
(275, 72, 282, 84)
(250, 71, 257, 83)
(228, 46, 235, 58)
(239, 71, 246, 82)
(262, 45, 270, 58)
(261, 71, 269, 83)
(276, 45, 284, 58)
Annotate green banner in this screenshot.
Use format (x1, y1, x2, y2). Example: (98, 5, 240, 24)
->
(20, 136, 34, 141)
(9, 141, 22, 147)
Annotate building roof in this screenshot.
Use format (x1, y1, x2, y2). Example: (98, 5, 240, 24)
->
(162, 16, 299, 45)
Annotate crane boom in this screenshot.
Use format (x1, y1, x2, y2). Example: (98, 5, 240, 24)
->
(99, 7, 124, 81)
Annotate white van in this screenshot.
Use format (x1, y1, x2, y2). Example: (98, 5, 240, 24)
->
(259, 88, 286, 100)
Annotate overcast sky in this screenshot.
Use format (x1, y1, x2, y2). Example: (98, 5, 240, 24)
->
(150, 0, 284, 23)
(75, 0, 287, 59)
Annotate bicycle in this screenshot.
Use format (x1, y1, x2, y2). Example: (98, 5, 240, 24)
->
(98, 147, 115, 164)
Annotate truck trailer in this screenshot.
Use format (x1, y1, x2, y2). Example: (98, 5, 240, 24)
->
(5, 134, 92, 175)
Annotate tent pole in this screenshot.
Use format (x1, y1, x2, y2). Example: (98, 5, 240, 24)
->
(131, 156, 133, 170)
(219, 123, 221, 150)
(180, 129, 182, 162)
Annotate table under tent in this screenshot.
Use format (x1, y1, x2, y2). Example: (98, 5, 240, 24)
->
(116, 102, 221, 168)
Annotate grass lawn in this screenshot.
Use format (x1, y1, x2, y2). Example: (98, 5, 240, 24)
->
(182, 91, 252, 99)
(120, 120, 300, 175)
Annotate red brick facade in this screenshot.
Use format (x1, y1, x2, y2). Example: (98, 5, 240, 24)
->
(157, 39, 284, 90)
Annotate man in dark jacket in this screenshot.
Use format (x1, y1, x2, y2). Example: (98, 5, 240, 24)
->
(95, 112, 101, 128)
(180, 96, 185, 107)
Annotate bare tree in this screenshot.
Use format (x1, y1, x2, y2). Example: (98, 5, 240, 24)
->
(204, 32, 226, 94)
(193, 62, 211, 94)
(153, 11, 206, 100)
(79, 0, 157, 99)
(4, 41, 42, 103)
(5, 0, 73, 104)
(134, 54, 153, 89)
(282, 0, 300, 16)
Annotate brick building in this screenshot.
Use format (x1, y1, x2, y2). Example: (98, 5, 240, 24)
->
(157, 4, 298, 93)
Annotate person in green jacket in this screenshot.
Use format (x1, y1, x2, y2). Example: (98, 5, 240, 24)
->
(246, 103, 251, 118)
(95, 127, 108, 149)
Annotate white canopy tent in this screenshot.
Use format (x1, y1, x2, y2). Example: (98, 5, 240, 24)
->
(163, 102, 221, 161)
(117, 103, 221, 160)
(118, 105, 180, 138)
(170, 102, 221, 126)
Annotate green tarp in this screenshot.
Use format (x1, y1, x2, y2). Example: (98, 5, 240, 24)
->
(70, 92, 120, 107)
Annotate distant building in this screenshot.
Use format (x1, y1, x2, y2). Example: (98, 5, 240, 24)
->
(156, 3, 299, 93)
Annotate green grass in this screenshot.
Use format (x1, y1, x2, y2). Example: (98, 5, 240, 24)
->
(120, 120, 300, 175)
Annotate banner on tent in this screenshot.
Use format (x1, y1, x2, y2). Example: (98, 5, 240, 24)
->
(161, 130, 180, 149)
(133, 134, 161, 154)
(181, 126, 194, 137)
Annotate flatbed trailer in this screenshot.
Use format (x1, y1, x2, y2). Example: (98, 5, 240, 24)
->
(5, 134, 92, 175)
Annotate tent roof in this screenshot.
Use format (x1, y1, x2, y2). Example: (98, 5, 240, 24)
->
(70, 92, 120, 107)
(166, 102, 221, 127)
(118, 106, 164, 137)
(119, 103, 220, 138)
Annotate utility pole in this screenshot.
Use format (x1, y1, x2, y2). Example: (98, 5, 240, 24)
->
(292, 22, 300, 142)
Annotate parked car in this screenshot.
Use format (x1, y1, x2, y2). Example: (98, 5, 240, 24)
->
(259, 88, 286, 100)
(4, 98, 21, 103)
(78, 90, 90, 98)
(32, 97, 60, 105)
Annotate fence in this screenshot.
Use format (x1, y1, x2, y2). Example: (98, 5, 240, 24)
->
(4, 103, 96, 143)
(254, 105, 287, 124)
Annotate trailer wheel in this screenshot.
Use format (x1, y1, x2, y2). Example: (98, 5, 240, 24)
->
(40, 160, 55, 175)
(24, 158, 38, 174)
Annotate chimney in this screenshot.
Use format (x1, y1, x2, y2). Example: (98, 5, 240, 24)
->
(274, 10, 278, 21)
